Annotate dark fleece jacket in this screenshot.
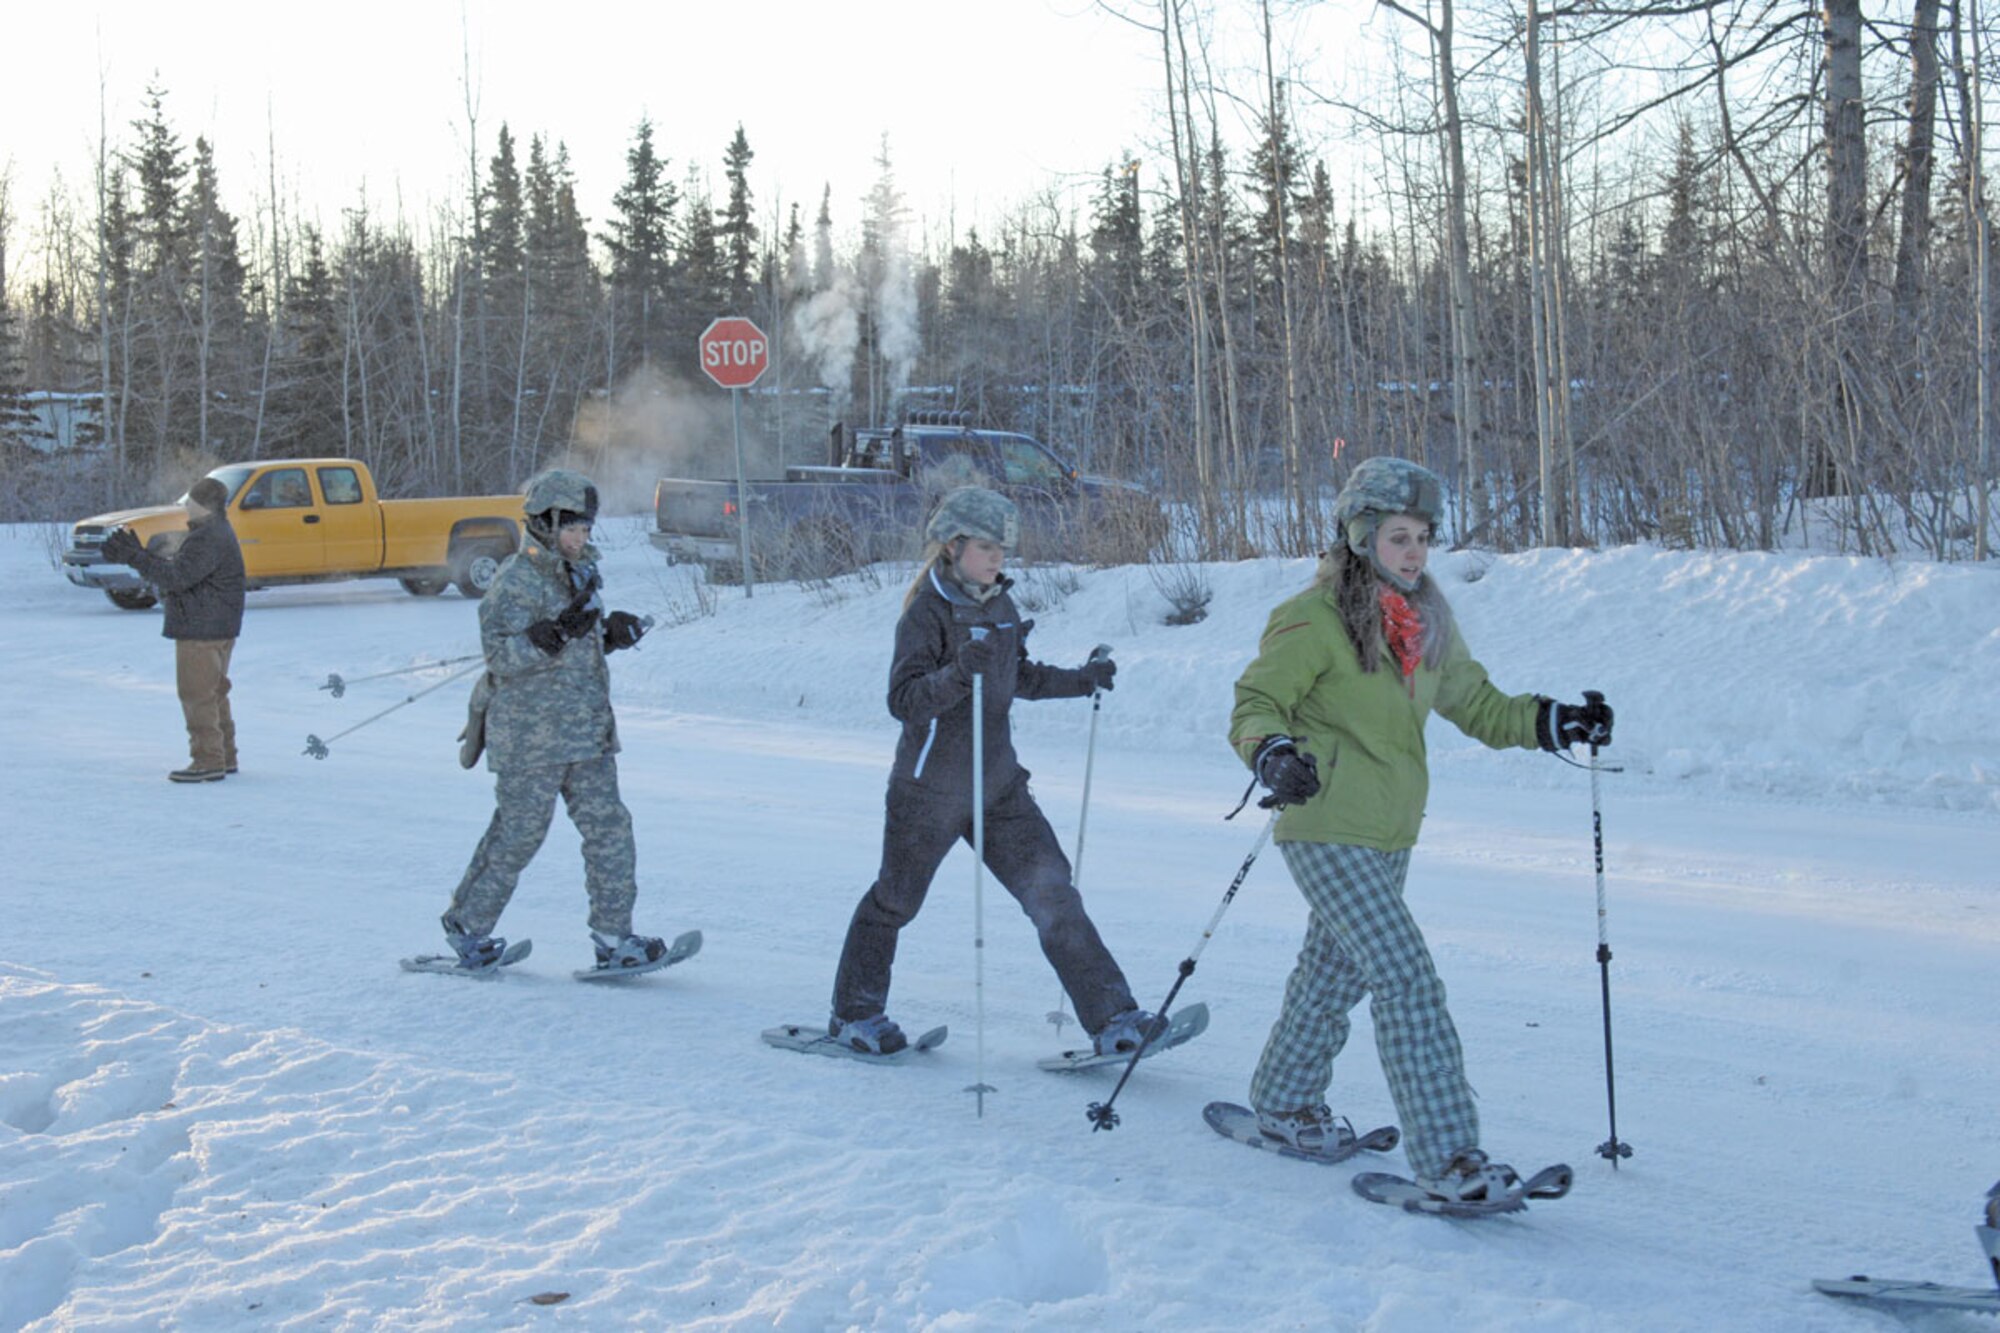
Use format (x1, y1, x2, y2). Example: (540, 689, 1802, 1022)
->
(126, 514, 247, 640)
(885, 566, 1091, 802)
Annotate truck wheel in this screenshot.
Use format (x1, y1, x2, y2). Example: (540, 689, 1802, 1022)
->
(400, 576, 450, 597)
(105, 588, 158, 611)
(454, 545, 508, 599)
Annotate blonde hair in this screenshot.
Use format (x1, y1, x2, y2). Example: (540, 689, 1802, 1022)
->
(904, 541, 951, 609)
(1311, 544, 1455, 672)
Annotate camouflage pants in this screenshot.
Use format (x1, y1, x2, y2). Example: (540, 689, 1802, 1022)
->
(1250, 840, 1478, 1178)
(445, 754, 638, 939)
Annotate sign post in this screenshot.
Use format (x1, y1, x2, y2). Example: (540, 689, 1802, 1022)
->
(698, 317, 770, 596)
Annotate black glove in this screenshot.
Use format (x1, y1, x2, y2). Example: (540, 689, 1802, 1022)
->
(603, 610, 645, 653)
(1253, 735, 1322, 807)
(100, 527, 143, 565)
(1539, 690, 1615, 751)
(525, 619, 567, 656)
(556, 600, 600, 640)
(955, 632, 998, 681)
(1077, 656, 1117, 693)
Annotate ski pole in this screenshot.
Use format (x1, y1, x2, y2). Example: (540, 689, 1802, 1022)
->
(319, 654, 483, 699)
(1089, 809, 1279, 1132)
(1050, 642, 1114, 1034)
(1584, 693, 1634, 1167)
(965, 628, 996, 1118)
(304, 660, 484, 759)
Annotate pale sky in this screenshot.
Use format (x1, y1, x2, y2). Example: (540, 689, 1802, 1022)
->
(1, 1, 1383, 255)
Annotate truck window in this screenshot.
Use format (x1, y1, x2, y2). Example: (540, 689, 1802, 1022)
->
(317, 466, 363, 505)
(995, 437, 1066, 487)
(243, 467, 313, 510)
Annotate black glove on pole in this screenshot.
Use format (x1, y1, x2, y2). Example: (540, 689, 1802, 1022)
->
(1542, 691, 1615, 751)
(956, 632, 997, 682)
(1253, 736, 1322, 807)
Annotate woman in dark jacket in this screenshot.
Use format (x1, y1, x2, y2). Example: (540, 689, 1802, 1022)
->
(828, 487, 1154, 1057)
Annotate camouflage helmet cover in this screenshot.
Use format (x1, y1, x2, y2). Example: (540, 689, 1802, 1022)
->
(521, 468, 599, 522)
(1333, 457, 1446, 592)
(926, 486, 1019, 549)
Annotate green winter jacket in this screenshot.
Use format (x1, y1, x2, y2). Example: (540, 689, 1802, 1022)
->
(1230, 582, 1542, 850)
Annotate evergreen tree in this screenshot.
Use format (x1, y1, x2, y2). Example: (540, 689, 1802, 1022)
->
(719, 125, 759, 310)
(599, 117, 678, 377)
(185, 137, 250, 452)
(123, 83, 196, 469)
(1248, 100, 1305, 298)
(677, 173, 727, 340)
(0, 184, 36, 452)
(267, 224, 344, 459)
(485, 125, 526, 288)
(1088, 155, 1145, 315)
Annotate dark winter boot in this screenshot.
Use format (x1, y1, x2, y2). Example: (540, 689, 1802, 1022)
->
(590, 931, 667, 972)
(1091, 1008, 1167, 1056)
(829, 1013, 908, 1055)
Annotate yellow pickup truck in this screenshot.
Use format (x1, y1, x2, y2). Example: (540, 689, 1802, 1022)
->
(63, 458, 524, 609)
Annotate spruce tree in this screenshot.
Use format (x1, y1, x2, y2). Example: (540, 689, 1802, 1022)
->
(720, 125, 759, 311)
(124, 82, 195, 470)
(600, 117, 678, 378)
(185, 137, 249, 453)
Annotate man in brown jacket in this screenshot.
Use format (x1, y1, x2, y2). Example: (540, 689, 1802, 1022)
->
(101, 476, 248, 782)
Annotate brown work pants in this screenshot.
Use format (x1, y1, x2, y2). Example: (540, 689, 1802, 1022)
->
(176, 638, 238, 771)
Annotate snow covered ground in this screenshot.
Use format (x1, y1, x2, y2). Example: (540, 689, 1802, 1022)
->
(2, 516, 1996, 1331)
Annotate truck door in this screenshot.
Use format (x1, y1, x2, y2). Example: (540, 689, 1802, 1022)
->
(231, 466, 325, 576)
(993, 435, 1075, 557)
(312, 464, 380, 572)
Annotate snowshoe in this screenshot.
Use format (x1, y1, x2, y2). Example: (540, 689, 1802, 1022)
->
(1203, 1101, 1400, 1165)
(830, 1013, 909, 1056)
(574, 928, 701, 981)
(401, 936, 531, 978)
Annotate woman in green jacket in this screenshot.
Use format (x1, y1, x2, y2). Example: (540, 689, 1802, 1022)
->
(1229, 457, 1613, 1204)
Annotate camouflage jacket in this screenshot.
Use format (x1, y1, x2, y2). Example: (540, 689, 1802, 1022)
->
(476, 542, 618, 772)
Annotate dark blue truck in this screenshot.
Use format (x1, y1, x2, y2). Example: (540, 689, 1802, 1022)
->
(651, 417, 1165, 578)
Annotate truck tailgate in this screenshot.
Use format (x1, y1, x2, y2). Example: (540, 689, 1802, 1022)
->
(655, 481, 741, 539)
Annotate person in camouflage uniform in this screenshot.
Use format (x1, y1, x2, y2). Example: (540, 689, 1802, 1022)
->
(439, 468, 669, 974)
(1230, 456, 1615, 1202)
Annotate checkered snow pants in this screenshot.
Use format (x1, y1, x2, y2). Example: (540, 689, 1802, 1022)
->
(1249, 839, 1478, 1177)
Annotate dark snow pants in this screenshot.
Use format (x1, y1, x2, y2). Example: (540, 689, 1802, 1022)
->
(832, 774, 1136, 1034)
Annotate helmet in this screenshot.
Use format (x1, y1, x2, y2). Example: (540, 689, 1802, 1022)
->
(1332, 457, 1445, 591)
(925, 487, 1019, 549)
(521, 468, 599, 547)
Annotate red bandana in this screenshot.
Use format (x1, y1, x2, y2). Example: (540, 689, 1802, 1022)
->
(1379, 587, 1424, 681)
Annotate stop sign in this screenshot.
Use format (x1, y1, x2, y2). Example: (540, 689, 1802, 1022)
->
(698, 316, 769, 389)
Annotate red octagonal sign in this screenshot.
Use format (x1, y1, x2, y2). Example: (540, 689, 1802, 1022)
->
(698, 316, 769, 389)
